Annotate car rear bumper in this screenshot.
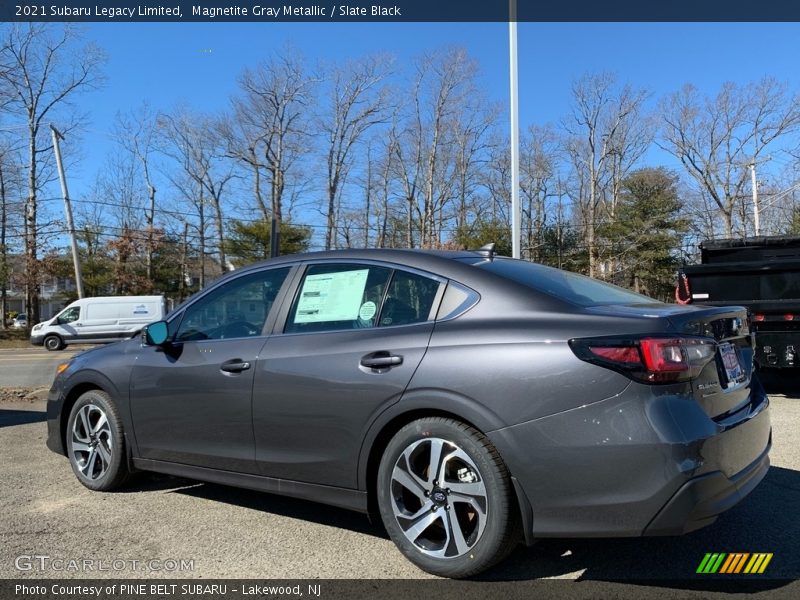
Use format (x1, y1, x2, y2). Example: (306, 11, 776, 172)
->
(644, 441, 770, 535)
(488, 380, 771, 538)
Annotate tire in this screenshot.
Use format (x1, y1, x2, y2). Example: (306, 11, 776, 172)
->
(377, 417, 519, 578)
(66, 390, 131, 491)
(44, 335, 64, 351)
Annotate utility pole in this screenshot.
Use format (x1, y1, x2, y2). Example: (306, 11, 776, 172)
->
(750, 162, 760, 237)
(50, 125, 84, 299)
(509, 0, 521, 259)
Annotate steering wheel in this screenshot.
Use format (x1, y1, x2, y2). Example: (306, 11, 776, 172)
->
(219, 320, 260, 339)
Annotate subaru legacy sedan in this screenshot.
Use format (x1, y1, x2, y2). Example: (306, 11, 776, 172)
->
(46, 248, 771, 578)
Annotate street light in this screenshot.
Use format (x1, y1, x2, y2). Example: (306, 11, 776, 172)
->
(509, 0, 521, 259)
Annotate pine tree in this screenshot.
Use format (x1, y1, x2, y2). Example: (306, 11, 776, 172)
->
(600, 168, 689, 300)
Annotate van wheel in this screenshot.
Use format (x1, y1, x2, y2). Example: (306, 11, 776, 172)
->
(44, 335, 64, 351)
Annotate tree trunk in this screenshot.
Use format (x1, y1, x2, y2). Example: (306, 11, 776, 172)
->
(0, 163, 7, 330)
(26, 131, 39, 325)
(210, 194, 226, 274)
(146, 183, 156, 284)
(198, 188, 206, 290)
(179, 222, 188, 301)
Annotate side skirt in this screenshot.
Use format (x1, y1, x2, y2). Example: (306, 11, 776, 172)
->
(132, 458, 369, 514)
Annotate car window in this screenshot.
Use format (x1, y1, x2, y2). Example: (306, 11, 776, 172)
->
(378, 270, 441, 327)
(57, 307, 80, 324)
(462, 257, 662, 306)
(175, 267, 290, 342)
(285, 264, 392, 333)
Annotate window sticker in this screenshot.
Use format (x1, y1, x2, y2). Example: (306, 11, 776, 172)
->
(359, 301, 377, 321)
(295, 269, 370, 323)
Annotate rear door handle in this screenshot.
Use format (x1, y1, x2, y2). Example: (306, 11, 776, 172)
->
(360, 352, 403, 369)
(220, 360, 251, 373)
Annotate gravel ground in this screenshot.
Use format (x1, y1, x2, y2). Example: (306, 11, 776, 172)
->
(0, 391, 797, 589)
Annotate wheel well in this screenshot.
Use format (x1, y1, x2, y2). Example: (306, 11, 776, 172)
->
(364, 409, 482, 518)
(60, 382, 103, 452)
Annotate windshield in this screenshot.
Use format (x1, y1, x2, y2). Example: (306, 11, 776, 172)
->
(462, 257, 662, 307)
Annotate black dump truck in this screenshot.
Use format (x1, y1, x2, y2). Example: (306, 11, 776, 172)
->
(676, 235, 800, 370)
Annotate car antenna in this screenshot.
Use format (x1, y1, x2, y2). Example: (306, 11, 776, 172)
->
(475, 242, 496, 261)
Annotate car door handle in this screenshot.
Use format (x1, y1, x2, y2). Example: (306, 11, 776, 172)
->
(220, 360, 251, 373)
(360, 352, 403, 369)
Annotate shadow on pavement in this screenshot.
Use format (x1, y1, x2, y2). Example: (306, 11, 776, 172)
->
(138, 461, 798, 591)
(760, 370, 800, 398)
(0, 408, 45, 428)
(481, 466, 798, 590)
(173, 479, 387, 539)
(160, 461, 799, 589)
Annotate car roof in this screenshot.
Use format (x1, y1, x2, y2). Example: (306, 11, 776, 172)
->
(231, 248, 489, 280)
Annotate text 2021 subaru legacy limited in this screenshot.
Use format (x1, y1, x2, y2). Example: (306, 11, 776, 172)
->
(46, 248, 771, 578)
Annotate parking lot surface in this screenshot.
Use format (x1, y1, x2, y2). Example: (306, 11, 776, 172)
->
(0, 393, 797, 591)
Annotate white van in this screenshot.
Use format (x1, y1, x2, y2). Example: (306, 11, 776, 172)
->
(30, 296, 166, 351)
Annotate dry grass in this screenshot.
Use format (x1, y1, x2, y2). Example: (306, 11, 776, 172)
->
(0, 329, 29, 348)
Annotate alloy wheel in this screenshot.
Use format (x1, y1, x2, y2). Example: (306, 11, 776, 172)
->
(70, 404, 113, 481)
(389, 437, 488, 559)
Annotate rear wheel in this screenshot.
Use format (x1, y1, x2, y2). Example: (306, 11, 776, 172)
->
(377, 417, 519, 578)
(44, 335, 64, 351)
(66, 390, 131, 491)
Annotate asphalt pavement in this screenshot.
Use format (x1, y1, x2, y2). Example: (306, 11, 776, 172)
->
(0, 392, 798, 593)
(0, 347, 84, 388)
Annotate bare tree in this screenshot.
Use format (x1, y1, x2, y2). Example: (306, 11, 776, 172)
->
(661, 78, 800, 237)
(563, 72, 650, 277)
(519, 124, 558, 261)
(0, 24, 104, 323)
(0, 146, 22, 328)
(115, 103, 161, 282)
(159, 108, 235, 279)
(393, 48, 485, 248)
(233, 49, 315, 237)
(318, 54, 393, 249)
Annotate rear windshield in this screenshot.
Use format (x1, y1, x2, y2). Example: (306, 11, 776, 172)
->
(461, 257, 661, 307)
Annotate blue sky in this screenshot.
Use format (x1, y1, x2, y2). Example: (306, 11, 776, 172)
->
(70, 22, 800, 209)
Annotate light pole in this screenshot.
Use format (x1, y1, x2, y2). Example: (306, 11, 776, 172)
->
(509, 0, 521, 259)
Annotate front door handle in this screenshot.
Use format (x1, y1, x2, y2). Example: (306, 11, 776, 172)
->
(220, 360, 251, 373)
(360, 352, 403, 369)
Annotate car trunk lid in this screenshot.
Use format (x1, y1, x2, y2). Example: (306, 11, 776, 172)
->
(583, 303, 754, 420)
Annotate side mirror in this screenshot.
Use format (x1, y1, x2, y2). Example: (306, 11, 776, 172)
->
(143, 321, 169, 346)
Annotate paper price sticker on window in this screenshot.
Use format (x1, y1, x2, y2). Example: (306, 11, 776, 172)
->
(295, 269, 369, 323)
(359, 301, 377, 321)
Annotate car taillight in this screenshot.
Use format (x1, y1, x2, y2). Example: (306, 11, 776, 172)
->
(784, 314, 794, 321)
(754, 314, 765, 322)
(571, 336, 717, 384)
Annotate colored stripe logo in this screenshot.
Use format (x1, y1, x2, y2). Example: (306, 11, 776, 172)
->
(696, 553, 773, 574)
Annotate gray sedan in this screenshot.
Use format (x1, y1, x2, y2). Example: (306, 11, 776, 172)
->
(45, 248, 771, 578)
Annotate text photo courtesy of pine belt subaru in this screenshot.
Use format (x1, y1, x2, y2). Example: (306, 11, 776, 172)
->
(45, 248, 771, 578)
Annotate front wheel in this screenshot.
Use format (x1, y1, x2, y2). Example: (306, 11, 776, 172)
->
(377, 417, 519, 578)
(44, 335, 64, 351)
(66, 390, 131, 491)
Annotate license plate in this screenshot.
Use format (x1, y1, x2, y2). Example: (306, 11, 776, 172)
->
(719, 342, 743, 383)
